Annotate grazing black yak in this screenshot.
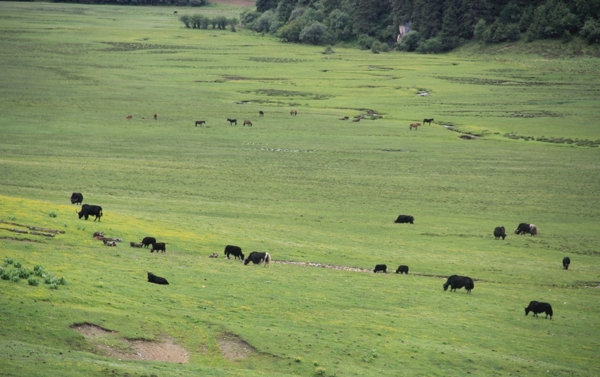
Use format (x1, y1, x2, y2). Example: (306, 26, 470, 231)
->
(373, 264, 387, 273)
(396, 265, 409, 274)
(443, 275, 474, 294)
(562, 256, 571, 270)
(494, 226, 506, 240)
(525, 301, 553, 319)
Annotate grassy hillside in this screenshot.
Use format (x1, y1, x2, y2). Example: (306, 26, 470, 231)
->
(1, 2, 599, 377)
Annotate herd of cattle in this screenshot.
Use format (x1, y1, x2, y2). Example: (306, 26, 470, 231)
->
(71, 193, 565, 319)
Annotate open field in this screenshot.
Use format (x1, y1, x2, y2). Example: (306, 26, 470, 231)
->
(1, 2, 599, 376)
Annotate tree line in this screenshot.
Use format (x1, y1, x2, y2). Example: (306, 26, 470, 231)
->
(179, 14, 239, 31)
(241, 0, 600, 52)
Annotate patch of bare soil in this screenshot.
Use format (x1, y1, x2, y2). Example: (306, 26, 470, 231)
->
(218, 333, 257, 360)
(208, 0, 256, 7)
(71, 323, 189, 363)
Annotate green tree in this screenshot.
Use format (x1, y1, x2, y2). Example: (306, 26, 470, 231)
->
(278, 19, 306, 42)
(398, 30, 421, 51)
(299, 21, 327, 44)
(179, 14, 190, 28)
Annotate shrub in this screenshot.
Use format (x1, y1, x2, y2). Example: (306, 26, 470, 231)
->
(322, 46, 335, 54)
(44, 275, 57, 284)
(357, 34, 376, 50)
(299, 22, 327, 45)
(278, 19, 305, 42)
(295, 356, 302, 362)
(398, 30, 421, 51)
(417, 37, 443, 53)
(49, 212, 57, 218)
(314, 366, 326, 376)
(14, 262, 22, 268)
(253, 10, 277, 33)
(49, 283, 58, 290)
(10, 272, 20, 283)
(4, 257, 14, 265)
(18, 267, 31, 279)
(1, 269, 10, 280)
(581, 19, 600, 44)
(34, 265, 45, 276)
(28, 277, 39, 286)
(58, 277, 67, 285)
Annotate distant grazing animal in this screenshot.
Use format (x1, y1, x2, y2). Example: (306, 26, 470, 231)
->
(209, 253, 218, 258)
(394, 215, 414, 224)
(562, 256, 571, 270)
(290, 109, 297, 116)
(244, 251, 271, 266)
(396, 265, 409, 274)
(103, 240, 117, 247)
(173, 11, 177, 14)
(259, 111, 264, 116)
(77, 204, 103, 221)
(224, 245, 244, 260)
(93, 231, 105, 238)
(409, 123, 421, 130)
(243, 120, 252, 126)
(373, 264, 387, 273)
(443, 275, 474, 294)
(423, 118, 434, 125)
(140, 237, 156, 248)
(195, 120, 206, 126)
(494, 226, 506, 240)
(130, 242, 143, 248)
(340, 116, 349, 120)
(227, 118, 237, 125)
(147, 272, 169, 285)
(126, 115, 132, 119)
(525, 301, 553, 319)
(151, 242, 166, 253)
(352, 118, 360, 122)
(515, 223, 537, 236)
(154, 113, 157, 119)
(70, 192, 83, 205)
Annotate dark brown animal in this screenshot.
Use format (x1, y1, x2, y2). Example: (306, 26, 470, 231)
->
(340, 116, 349, 120)
(227, 118, 237, 125)
(153, 113, 157, 119)
(290, 109, 297, 116)
(352, 118, 360, 122)
(126, 115, 133, 119)
(259, 111, 264, 116)
(409, 123, 421, 130)
(195, 120, 206, 126)
(243, 120, 253, 126)
(423, 118, 434, 125)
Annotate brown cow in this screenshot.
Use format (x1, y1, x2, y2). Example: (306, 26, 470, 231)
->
(243, 120, 253, 126)
(340, 116, 349, 120)
(290, 110, 297, 116)
(126, 115, 133, 119)
(154, 113, 157, 119)
(409, 123, 421, 130)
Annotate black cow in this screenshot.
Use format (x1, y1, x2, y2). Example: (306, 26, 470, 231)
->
(395, 215, 414, 224)
(77, 204, 103, 221)
(562, 256, 571, 270)
(147, 272, 169, 285)
(227, 118, 237, 125)
(224, 245, 244, 260)
(443, 275, 474, 294)
(494, 226, 506, 240)
(515, 223, 538, 236)
(525, 301, 553, 319)
(396, 265, 409, 274)
(244, 251, 271, 266)
(373, 264, 387, 273)
(70, 192, 83, 205)
(151, 242, 166, 253)
(140, 237, 156, 248)
(423, 118, 434, 125)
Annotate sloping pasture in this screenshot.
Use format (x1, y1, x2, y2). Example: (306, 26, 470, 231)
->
(0, 2, 599, 376)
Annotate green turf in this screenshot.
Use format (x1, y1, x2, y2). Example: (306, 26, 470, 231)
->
(1, 2, 599, 376)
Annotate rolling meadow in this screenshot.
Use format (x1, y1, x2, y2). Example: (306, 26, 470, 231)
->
(1, 2, 599, 376)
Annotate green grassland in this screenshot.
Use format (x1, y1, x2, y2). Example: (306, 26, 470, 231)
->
(1, 2, 599, 376)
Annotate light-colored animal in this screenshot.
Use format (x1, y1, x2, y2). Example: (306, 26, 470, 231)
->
(409, 123, 421, 130)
